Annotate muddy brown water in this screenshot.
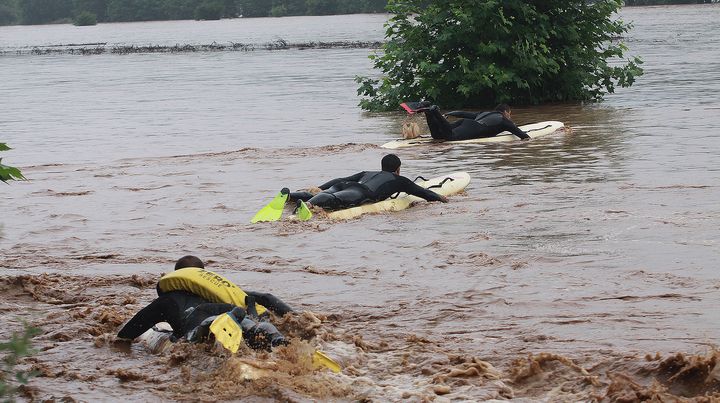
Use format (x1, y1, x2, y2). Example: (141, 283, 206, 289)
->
(1, 5, 720, 402)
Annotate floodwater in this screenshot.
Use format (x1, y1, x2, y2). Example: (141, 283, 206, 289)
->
(1, 5, 720, 402)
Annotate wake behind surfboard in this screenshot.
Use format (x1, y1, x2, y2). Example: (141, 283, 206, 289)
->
(382, 121, 565, 149)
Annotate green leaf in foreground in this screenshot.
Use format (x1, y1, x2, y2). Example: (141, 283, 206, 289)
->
(1, 325, 41, 400)
(0, 143, 26, 183)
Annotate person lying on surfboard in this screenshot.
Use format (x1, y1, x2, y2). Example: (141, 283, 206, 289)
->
(117, 255, 292, 350)
(288, 153, 448, 213)
(402, 101, 530, 141)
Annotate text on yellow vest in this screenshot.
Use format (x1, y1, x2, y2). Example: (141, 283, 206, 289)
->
(157, 267, 267, 315)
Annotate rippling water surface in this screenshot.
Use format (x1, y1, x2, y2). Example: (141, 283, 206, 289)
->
(1, 6, 720, 401)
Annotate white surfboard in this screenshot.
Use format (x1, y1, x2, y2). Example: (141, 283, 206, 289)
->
(326, 171, 470, 220)
(381, 121, 565, 149)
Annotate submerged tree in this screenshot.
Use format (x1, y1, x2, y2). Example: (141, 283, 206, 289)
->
(357, 0, 644, 111)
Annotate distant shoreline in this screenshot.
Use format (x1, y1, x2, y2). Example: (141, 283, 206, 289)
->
(0, 39, 385, 56)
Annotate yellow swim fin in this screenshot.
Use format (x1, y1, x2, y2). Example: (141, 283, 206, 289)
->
(209, 313, 243, 353)
(297, 200, 313, 221)
(250, 188, 290, 223)
(313, 350, 341, 373)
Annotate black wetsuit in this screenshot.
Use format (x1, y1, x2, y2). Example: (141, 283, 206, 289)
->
(290, 170, 445, 210)
(425, 108, 529, 141)
(117, 289, 293, 340)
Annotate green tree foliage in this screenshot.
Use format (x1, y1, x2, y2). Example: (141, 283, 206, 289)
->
(0, 0, 18, 25)
(73, 10, 97, 25)
(356, 0, 644, 111)
(237, 0, 270, 17)
(237, 0, 387, 17)
(2, 0, 716, 26)
(0, 325, 40, 399)
(221, 0, 239, 17)
(343, 0, 390, 13)
(306, 0, 338, 15)
(106, 0, 166, 21)
(73, 0, 107, 21)
(0, 144, 26, 184)
(266, 0, 387, 16)
(269, 0, 305, 16)
(194, 0, 224, 19)
(20, 0, 72, 24)
(1, 0, 389, 24)
(626, 0, 714, 4)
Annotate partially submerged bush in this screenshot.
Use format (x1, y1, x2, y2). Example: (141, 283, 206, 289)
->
(357, 0, 644, 110)
(73, 11, 97, 26)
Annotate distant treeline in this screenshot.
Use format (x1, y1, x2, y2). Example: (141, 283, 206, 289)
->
(0, 0, 716, 26)
(625, 0, 716, 4)
(0, 0, 389, 25)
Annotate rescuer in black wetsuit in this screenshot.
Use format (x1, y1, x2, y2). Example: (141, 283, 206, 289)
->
(289, 154, 448, 210)
(417, 102, 530, 141)
(117, 255, 291, 349)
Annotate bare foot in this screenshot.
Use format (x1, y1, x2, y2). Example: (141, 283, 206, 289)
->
(402, 122, 420, 139)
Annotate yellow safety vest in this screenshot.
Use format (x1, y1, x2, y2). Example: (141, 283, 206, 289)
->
(157, 267, 267, 316)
